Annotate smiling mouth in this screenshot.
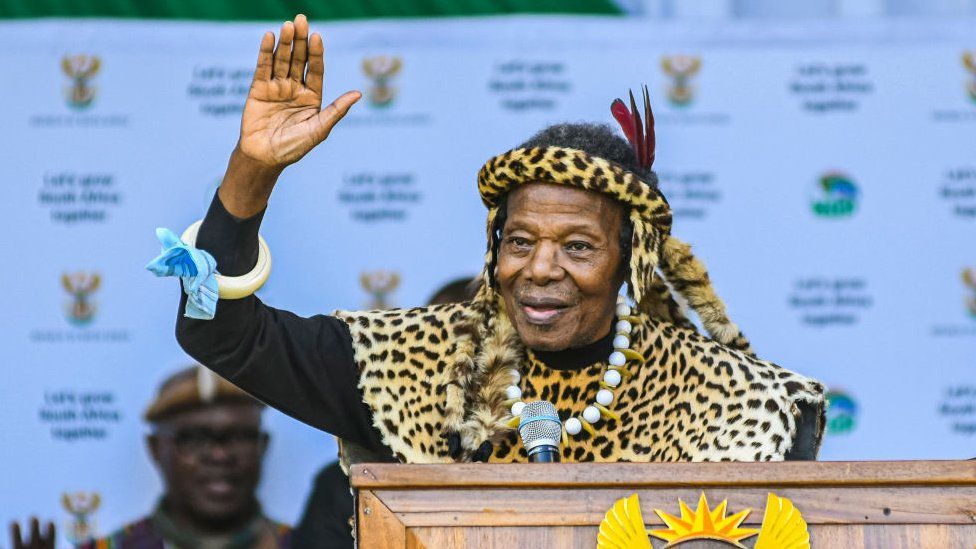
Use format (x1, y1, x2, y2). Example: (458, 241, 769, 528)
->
(520, 300, 571, 325)
(201, 478, 236, 498)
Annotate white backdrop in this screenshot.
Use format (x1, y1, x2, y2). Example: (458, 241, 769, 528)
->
(0, 15, 974, 545)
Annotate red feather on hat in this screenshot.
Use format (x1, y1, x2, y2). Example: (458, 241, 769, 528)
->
(610, 84, 656, 170)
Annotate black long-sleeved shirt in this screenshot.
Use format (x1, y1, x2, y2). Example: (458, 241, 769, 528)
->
(175, 193, 388, 453)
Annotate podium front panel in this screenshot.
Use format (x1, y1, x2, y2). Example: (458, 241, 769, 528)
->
(350, 461, 976, 548)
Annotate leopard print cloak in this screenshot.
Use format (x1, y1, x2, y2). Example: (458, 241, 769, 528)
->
(334, 298, 824, 464)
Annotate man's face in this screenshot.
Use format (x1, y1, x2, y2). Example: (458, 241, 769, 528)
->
(148, 403, 268, 527)
(497, 183, 625, 351)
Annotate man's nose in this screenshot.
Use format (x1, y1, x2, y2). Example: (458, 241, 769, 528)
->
(201, 441, 234, 463)
(526, 241, 564, 285)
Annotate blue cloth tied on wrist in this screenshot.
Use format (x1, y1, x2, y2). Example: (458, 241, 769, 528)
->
(146, 228, 218, 320)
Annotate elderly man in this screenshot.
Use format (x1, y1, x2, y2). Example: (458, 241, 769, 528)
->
(80, 366, 291, 548)
(166, 15, 823, 467)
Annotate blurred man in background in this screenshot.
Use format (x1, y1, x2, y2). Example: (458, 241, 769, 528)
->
(9, 366, 290, 548)
(80, 365, 291, 548)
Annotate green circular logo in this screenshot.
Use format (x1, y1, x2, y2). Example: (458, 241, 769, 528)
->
(825, 389, 858, 435)
(812, 172, 859, 218)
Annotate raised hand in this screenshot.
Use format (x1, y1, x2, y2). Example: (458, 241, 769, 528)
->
(238, 15, 361, 168)
(219, 15, 361, 218)
(9, 518, 56, 549)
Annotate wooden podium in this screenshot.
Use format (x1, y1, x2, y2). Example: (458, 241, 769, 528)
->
(350, 461, 976, 548)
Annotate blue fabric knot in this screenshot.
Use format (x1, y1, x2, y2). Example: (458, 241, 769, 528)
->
(146, 228, 218, 320)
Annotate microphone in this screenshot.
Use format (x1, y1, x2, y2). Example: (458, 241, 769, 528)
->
(518, 400, 562, 463)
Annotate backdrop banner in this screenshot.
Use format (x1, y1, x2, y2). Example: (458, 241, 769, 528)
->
(0, 15, 974, 544)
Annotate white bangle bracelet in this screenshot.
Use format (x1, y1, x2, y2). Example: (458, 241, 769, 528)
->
(181, 220, 271, 300)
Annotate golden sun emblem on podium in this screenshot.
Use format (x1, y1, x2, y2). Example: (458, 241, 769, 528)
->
(597, 493, 809, 548)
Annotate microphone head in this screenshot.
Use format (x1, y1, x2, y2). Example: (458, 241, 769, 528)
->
(518, 400, 562, 451)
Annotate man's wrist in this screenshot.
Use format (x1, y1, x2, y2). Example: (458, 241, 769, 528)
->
(197, 190, 265, 277)
(218, 146, 284, 219)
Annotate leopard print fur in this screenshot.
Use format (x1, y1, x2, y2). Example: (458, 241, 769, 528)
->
(334, 302, 824, 464)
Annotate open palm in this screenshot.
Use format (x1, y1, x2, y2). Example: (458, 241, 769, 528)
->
(239, 15, 360, 168)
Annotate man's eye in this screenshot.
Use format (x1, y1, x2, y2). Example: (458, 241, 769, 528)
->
(508, 237, 530, 247)
(175, 431, 210, 447)
(567, 241, 593, 252)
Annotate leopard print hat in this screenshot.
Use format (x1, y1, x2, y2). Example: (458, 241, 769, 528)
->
(475, 145, 752, 355)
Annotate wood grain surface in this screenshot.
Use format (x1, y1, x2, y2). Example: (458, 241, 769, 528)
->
(351, 461, 976, 548)
(350, 460, 976, 488)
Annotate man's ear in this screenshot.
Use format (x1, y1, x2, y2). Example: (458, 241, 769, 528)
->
(146, 433, 163, 465)
(615, 209, 633, 285)
(614, 254, 630, 292)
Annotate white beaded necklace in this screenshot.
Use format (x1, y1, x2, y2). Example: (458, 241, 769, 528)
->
(507, 295, 645, 441)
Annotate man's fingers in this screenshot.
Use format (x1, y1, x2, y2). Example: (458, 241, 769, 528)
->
(271, 21, 294, 79)
(11, 521, 24, 549)
(313, 90, 361, 141)
(29, 518, 40, 546)
(43, 522, 55, 549)
(288, 14, 309, 82)
(328, 90, 362, 121)
(306, 33, 325, 97)
(253, 31, 274, 82)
